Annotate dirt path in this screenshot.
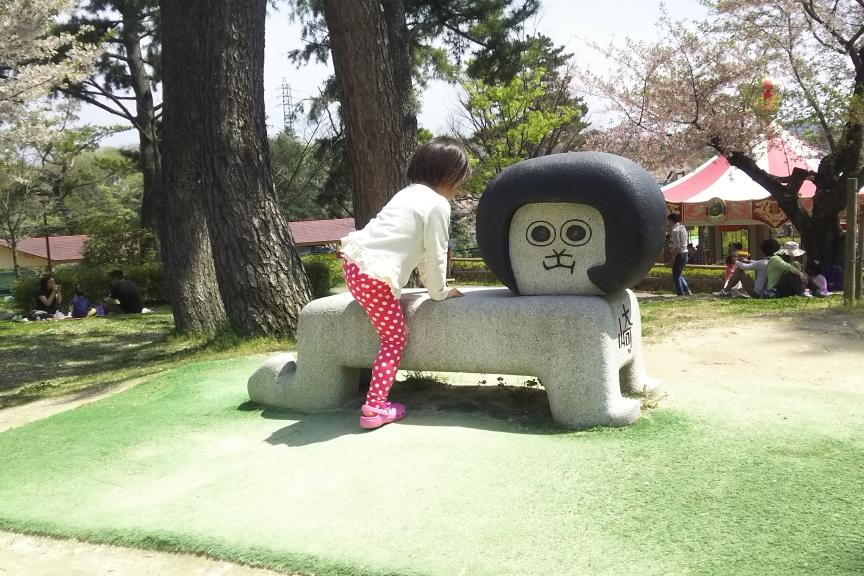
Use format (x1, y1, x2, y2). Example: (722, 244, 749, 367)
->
(0, 531, 291, 576)
(1, 310, 862, 576)
(0, 377, 149, 434)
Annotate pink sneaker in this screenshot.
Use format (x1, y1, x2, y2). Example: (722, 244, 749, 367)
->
(360, 403, 406, 429)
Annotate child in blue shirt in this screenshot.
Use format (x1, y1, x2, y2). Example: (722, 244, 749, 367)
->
(70, 286, 97, 318)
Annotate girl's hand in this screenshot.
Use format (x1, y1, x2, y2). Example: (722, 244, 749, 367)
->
(446, 288, 463, 299)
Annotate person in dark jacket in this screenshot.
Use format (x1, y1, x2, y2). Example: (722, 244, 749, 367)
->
(35, 274, 62, 316)
(103, 269, 143, 314)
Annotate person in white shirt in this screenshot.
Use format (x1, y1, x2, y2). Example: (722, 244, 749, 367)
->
(717, 239, 773, 297)
(339, 136, 469, 429)
(666, 213, 691, 296)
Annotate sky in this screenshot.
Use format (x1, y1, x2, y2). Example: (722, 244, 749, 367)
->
(86, 0, 710, 147)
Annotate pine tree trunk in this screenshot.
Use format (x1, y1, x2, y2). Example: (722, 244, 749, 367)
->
(51, 181, 75, 233)
(10, 240, 19, 277)
(159, 0, 228, 335)
(120, 8, 162, 231)
(322, 0, 417, 228)
(137, 127, 161, 230)
(161, 0, 312, 337)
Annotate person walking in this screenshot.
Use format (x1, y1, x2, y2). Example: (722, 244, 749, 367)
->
(667, 213, 691, 296)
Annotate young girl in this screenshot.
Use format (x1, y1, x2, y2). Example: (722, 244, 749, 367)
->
(70, 285, 98, 318)
(339, 136, 470, 429)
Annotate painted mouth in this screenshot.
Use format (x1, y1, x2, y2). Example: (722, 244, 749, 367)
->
(542, 249, 576, 274)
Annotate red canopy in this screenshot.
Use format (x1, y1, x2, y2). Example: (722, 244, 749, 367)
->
(661, 126, 859, 227)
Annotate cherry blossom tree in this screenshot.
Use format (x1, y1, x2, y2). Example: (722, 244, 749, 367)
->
(0, 0, 96, 119)
(583, 0, 864, 265)
(0, 100, 121, 274)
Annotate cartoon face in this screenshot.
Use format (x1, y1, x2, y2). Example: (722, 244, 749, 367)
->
(508, 202, 606, 295)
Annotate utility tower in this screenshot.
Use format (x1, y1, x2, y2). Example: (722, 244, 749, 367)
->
(280, 79, 296, 134)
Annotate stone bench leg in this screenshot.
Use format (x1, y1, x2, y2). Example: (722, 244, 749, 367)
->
(247, 353, 362, 412)
(619, 356, 661, 399)
(541, 367, 641, 429)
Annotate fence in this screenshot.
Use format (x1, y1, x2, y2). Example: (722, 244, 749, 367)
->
(0, 269, 39, 296)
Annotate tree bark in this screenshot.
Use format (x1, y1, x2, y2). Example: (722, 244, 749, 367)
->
(120, 7, 163, 230)
(10, 239, 19, 277)
(161, 0, 312, 337)
(717, 43, 864, 267)
(322, 0, 417, 228)
(50, 180, 75, 234)
(159, 0, 228, 335)
(724, 150, 851, 265)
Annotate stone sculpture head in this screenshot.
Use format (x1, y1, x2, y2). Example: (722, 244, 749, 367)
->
(476, 152, 667, 296)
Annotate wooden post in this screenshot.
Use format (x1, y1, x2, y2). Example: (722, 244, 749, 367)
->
(844, 178, 858, 304)
(713, 225, 722, 264)
(42, 214, 52, 274)
(857, 202, 863, 300)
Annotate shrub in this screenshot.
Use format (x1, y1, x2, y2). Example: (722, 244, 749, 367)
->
(647, 265, 725, 280)
(82, 219, 160, 267)
(10, 264, 167, 312)
(451, 258, 490, 272)
(302, 254, 343, 298)
(10, 276, 41, 313)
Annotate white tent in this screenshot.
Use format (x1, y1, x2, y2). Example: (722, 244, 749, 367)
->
(662, 126, 829, 228)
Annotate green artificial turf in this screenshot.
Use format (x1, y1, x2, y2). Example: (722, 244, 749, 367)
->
(1, 354, 863, 576)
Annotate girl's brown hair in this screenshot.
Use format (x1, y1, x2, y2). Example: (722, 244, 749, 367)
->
(406, 136, 470, 191)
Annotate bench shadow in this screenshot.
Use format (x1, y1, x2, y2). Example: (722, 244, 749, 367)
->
(242, 379, 561, 447)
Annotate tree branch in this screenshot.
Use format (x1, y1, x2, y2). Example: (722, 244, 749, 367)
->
(800, 1, 862, 68)
(60, 86, 135, 124)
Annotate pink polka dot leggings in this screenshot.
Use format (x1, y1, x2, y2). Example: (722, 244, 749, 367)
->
(343, 260, 407, 409)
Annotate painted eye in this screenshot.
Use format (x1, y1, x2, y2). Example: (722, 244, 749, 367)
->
(561, 220, 591, 246)
(526, 221, 555, 246)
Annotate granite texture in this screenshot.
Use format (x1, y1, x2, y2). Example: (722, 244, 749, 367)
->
(248, 287, 657, 429)
(249, 153, 664, 429)
(476, 151, 668, 295)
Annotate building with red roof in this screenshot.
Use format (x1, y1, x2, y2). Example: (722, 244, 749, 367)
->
(0, 235, 88, 270)
(0, 219, 356, 271)
(288, 217, 355, 250)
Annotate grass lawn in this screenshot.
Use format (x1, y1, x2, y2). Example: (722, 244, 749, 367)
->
(0, 294, 855, 408)
(0, 298, 862, 575)
(638, 292, 860, 339)
(0, 308, 291, 408)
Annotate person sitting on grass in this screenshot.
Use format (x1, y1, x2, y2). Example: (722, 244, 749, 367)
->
(762, 240, 810, 298)
(687, 243, 700, 264)
(716, 239, 772, 298)
(70, 285, 99, 318)
(103, 269, 143, 314)
(806, 260, 829, 297)
(34, 274, 62, 318)
(723, 253, 736, 287)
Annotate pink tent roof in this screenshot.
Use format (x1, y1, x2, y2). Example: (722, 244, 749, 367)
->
(662, 127, 824, 203)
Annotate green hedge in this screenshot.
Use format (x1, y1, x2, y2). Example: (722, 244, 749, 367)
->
(10, 264, 166, 312)
(451, 258, 489, 272)
(301, 254, 344, 298)
(647, 265, 726, 280)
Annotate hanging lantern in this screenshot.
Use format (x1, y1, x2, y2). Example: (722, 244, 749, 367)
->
(755, 78, 780, 119)
(762, 79, 775, 101)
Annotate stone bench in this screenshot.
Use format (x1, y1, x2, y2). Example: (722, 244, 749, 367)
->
(248, 287, 659, 429)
